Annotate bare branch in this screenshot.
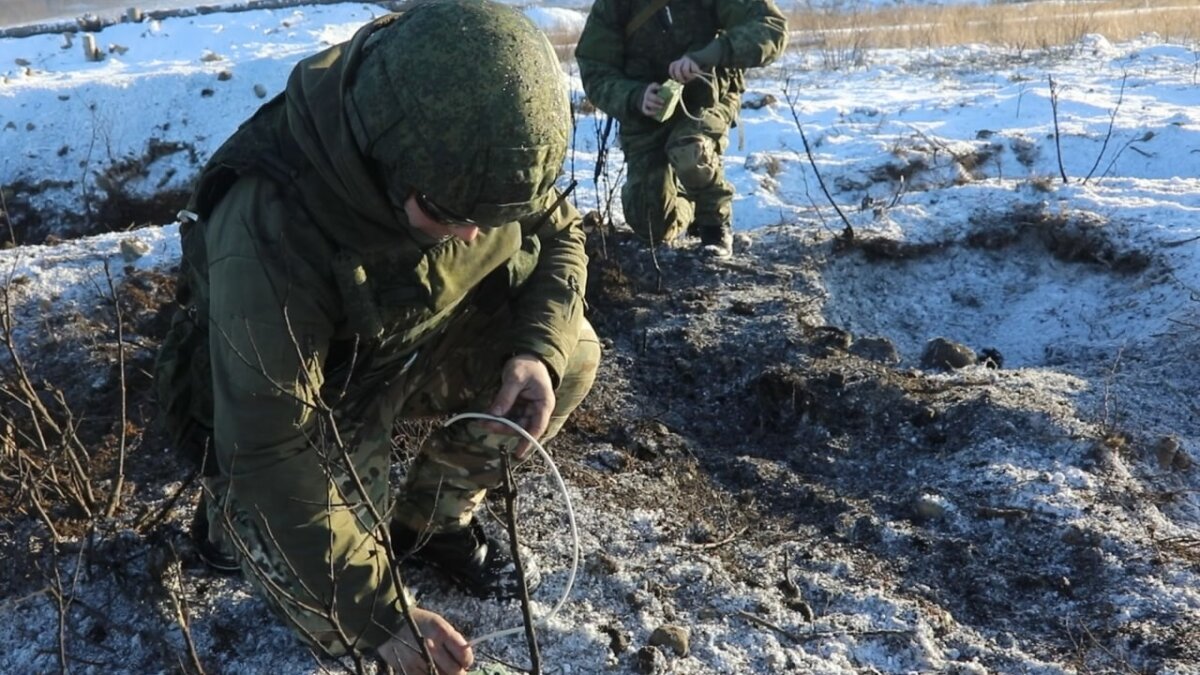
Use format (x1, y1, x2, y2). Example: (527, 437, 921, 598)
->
(501, 453, 541, 673)
(784, 78, 855, 242)
(1048, 76, 1070, 184)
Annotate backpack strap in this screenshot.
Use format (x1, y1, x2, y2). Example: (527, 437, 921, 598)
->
(625, 0, 673, 37)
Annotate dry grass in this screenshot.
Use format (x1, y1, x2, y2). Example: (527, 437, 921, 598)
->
(786, 0, 1200, 54)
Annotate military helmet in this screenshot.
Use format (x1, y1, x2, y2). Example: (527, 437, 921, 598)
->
(345, 0, 569, 227)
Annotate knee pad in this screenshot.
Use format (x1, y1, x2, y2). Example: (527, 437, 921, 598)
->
(667, 135, 719, 190)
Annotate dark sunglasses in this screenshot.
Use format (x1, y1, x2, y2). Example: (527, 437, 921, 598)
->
(413, 191, 477, 227)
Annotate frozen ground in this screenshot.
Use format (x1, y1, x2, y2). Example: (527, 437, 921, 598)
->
(1, 3, 1198, 674)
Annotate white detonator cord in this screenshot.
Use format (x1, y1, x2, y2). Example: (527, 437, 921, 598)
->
(440, 412, 580, 646)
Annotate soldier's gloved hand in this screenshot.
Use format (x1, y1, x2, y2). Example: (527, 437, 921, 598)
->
(640, 82, 665, 118)
(376, 607, 473, 674)
(485, 354, 555, 460)
(668, 55, 703, 83)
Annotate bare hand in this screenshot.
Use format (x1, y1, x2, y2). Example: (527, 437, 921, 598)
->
(485, 354, 555, 460)
(668, 56, 703, 83)
(377, 607, 473, 674)
(640, 82, 664, 118)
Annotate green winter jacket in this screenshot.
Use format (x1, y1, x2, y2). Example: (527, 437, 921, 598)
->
(159, 12, 585, 650)
(575, 0, 788, 134)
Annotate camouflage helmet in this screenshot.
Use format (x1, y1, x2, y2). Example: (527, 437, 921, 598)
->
(345, 0, 570, 227)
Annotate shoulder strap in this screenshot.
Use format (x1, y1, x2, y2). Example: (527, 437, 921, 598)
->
(625, 0, 673, 37)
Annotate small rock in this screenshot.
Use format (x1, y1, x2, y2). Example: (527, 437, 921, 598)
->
(600, 624, 629, 654)
(108, 43, 129, 56)
(1152, 435, 1191, 471)
(81, 33, 102, 62)
(648, 624, 689, 657)
(912, 493, 947, 521)
(217, 70, 233, 81)
(119, 236, 151, 262)
(1091, 438, 1118, 469)
(978, 347, 1004, 369)
(253, 83, 268, 98)
(849, 335, 900, 364)
(15, 58, 30, 67)
(635, 646, 664, 674)
(588, 447, 627, 472)
(25, 122, 35, 131)
(921, 337, 976, 370)
(588, 551, 621, 575)
(742, 92, 777, 110)
(626, 589, 653, 609)
(809, 325, 852, 357)
(733, 231, 753, 253)
(1061, 524, 1099, 547)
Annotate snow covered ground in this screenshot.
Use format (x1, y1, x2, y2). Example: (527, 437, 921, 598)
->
(1, 3, 1198, 674)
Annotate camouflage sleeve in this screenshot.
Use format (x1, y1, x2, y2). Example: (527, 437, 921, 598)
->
(575, 0, 647, 122)
(687, 0, 789, 70)
(510, 193, 588, 385)
(205, 176, 409, 651)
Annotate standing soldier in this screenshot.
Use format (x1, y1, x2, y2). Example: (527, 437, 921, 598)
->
(154, 1, 599, 672)
(576, 0, 788, 257)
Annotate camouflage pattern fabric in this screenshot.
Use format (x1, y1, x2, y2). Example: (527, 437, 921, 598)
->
(620, 92, 738, 243)
(202, 272, 600, 654)
(156, 0, 593, 657)
(575, 0, 788, 243)
(347, 0, 570, 227)
(393, 306, 600, 533)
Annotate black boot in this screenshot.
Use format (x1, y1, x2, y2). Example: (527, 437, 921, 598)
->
(699, 224, 733, 258)
(190, 501, 241, 575)
(390, 520, 521, 600)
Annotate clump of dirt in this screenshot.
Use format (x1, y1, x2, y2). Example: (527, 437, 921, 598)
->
(967, 202, 1151, 273)
(826, 202, 1152, 275)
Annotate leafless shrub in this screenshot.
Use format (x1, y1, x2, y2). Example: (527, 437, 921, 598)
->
(1, 272, 102, 530)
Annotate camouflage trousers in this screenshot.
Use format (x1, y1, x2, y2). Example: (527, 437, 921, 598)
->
(620, 102, 735, 245)
(202, 305, 599, 653)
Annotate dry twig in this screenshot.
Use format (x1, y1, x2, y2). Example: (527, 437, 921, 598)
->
(1048, 76, 1070, 184)
(784, 78, 855, 242)
(501, 453, 542, 674)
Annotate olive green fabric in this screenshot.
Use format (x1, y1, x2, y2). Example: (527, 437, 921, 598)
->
(155, 0, 593, 656)
(621, 94, 736, 243)
(346, 0, 570, 227)
(575, 0, 787, 242)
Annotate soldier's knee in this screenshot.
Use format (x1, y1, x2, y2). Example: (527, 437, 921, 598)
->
(622, 187, 666, 242)
(567, 323, 601, 395)
(548, 320, 600, 430)
(667, 135, 719, 190)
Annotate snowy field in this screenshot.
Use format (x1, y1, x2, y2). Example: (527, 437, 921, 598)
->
(1, 2, 1199, 674)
